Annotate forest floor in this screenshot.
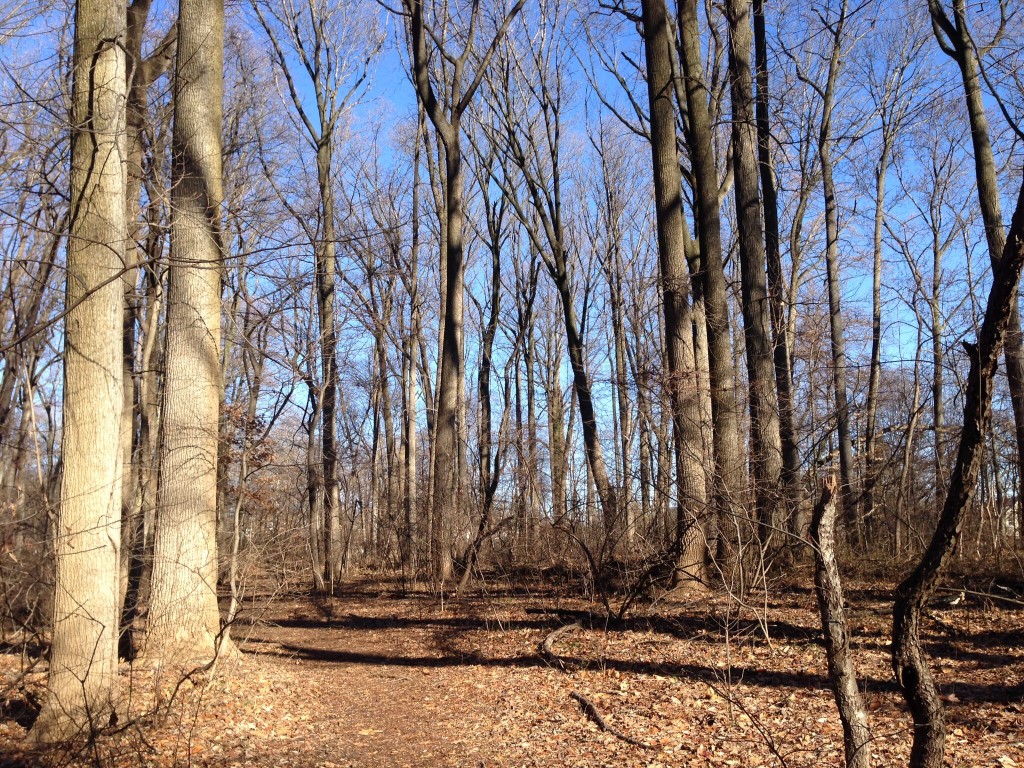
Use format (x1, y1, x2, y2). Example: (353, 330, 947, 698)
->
(1, 569, 1022, 767)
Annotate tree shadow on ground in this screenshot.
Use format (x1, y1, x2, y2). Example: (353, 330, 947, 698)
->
(239, 635, 1024, 706)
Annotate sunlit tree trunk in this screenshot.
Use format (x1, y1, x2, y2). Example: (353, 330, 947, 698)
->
(32, 0, 126, 740)
(641, 0, 707, 585)
(678, 0, 747, 567)
(726, 0, 784, 546)
(144, 0, 227, 663)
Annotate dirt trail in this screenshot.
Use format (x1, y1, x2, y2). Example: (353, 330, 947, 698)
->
(234, 594, 514, 767)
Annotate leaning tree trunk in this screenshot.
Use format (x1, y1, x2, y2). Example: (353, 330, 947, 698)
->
(812, 477, 871, 768)
(891, 160, 1024, 768)
(144, 0, 227, 664)
(32, 0, 126, 741)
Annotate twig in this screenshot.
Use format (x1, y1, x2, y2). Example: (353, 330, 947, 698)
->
(569, 691, 651, 749)
(950, 586, 1024, 608)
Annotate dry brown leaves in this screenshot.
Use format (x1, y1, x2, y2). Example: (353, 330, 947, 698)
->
(0, 574, 1021, 767)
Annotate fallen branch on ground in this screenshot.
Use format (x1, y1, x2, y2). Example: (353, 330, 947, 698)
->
(569, 691, 650, 749)
(538, 623, 580, 669)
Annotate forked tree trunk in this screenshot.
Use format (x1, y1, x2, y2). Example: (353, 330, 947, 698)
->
(144, 0, 227, 664)
(404, 0, 526, 586)
(32, 0, 127, 740)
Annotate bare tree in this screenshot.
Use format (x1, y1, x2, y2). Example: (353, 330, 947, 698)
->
(753, 0, 801, 524)
(927, 0, 1024, 523)
(893, 177, 1024, 768)
(677, 0, 748, 568)
(487, 0, 624, 554)
(859, 9, 926, 543)
(790, 0, 860, 541)
(726, 0, 784, 547)
(402, 0, 525, 584)
(251, 0, 380, 592)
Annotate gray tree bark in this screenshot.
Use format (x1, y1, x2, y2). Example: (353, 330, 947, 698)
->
(811, 476, 871, 768)
(32, 0, 127, 740)
(404, 0, 525, 585)
(726, 0, 784, 546)
(928, 0, 1024, 524)
(641, 0, 708, 586)
(144, 0, 227, 663)
(677, 0, 747, 568)
(893, 179, 1024, 768)
(753, 0, 801, 529)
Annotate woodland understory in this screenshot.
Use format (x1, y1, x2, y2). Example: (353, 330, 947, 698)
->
(3, 0, 1024, 765)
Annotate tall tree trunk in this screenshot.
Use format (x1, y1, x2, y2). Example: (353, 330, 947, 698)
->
(641, 0, 708, 585)
(929, 0, 1024, 520)
(862, 131, 893, 549)
(545, 322, 567, 525)
(316, 141, 343, 591)
(119, 0, 175, 600)
(753, 0, 800, 525)
(525, 321, 541, 555)
(815, 0, 859, 543)
(144, 0, 227, 663)
(930, 242, 946, 510)
(430, 133, 465, 584)
(119, 247, 164, 659)
(726, 0, 784, 546)
(554, 270, 619, 539)
(404, 0, 526, 585)
(401, 107, 424, 579)
(32, 0, 126, 739)
(678, 0, 747, 568)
